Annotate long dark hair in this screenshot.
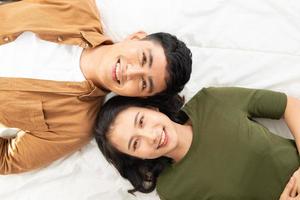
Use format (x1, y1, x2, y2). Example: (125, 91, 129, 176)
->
(94, 95, 188, 194)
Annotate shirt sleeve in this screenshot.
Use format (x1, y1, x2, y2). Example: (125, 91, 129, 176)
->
(0, 130, 90, 174)
(201, 87, 287, 119)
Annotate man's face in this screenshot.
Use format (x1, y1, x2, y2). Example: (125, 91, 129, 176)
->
(96, 34, 168, 97)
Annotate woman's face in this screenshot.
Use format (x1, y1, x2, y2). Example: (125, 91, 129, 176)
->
(108, 106, 179, 159)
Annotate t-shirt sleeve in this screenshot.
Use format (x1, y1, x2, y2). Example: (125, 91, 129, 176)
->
(192, 87, 287, 119)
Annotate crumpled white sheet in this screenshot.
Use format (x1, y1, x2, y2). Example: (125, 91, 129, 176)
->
(0, 0, 300, 199)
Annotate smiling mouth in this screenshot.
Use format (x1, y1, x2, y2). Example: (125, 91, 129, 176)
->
(157, 128, 168, 149)
(112, 58, 121, 84)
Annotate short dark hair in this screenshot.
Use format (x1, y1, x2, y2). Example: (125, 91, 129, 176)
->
(143, 32, 192, 96)
(94, 95, 188, 194)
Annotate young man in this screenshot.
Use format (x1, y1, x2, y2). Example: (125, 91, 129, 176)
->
(0, 0, 192, 174)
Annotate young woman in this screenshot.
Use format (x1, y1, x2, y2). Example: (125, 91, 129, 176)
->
(94, 87, 300, 200)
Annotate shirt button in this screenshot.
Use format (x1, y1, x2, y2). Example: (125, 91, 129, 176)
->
(84, 43, 89, 48)
(57, 36, 63, 42)
(3, 36, 9, 42)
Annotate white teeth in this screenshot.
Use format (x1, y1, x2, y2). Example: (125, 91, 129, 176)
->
(159, 130, 166, 147)
(116, 62, 120, 81)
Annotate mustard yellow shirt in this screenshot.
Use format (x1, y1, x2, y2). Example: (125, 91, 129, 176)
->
(0, 0, 112, 48)
(0, 0, 112, 174)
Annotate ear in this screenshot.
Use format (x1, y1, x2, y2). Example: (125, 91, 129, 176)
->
(125, 31, 147, 41)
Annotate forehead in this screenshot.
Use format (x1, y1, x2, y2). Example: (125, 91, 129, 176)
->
(133, 39, 161, 49)
(108, 107, 140, 149)
(110, 106, 155, 135)
(110, 107, 140, 133)
(114, 107, 139, 124)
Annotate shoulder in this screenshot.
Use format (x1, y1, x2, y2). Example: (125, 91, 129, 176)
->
(183, 87, 219, 109)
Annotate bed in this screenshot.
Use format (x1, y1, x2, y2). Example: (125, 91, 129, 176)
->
(0, 0, 300, 199)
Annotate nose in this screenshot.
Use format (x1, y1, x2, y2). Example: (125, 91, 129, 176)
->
(125, 64, 147, 80)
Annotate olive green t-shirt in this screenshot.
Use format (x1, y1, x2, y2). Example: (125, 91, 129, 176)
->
(157, 87, 299, 200)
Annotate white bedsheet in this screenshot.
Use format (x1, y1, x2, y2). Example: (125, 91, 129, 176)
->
(1, 0, 300, 199)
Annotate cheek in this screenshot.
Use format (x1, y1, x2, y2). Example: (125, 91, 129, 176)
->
(166, 125, 178, 145)
(121, 81, 140, 96)
(171, 132, 179, 147)
(135, 145, 154, 158)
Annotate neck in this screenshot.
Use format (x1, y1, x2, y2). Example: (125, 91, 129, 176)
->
(80, 45, 110, 88)
(169, 122, 193, 162)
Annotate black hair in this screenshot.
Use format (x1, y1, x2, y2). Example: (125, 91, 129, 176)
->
(94, 95, 188, 194)
(143, 32, 192, 96)
(0, 0, 19, 3)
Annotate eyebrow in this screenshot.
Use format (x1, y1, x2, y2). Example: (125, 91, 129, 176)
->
(148, 77, 154, 94)
(128, 112, 140, 150)
(134, 112, 140, 127)
(147, 49, 154, 94)
(148, 49, 153, 69)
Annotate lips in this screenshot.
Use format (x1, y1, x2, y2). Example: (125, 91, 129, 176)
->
(112, 58, 121, 84)
(157, 128, 168, 149)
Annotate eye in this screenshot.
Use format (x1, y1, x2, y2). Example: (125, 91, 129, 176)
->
(141, 78, 147, 90)
(139, 116, 144, 127)
(142, 52, 147, 66)
(133, 139, 140, 151)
